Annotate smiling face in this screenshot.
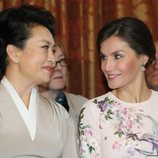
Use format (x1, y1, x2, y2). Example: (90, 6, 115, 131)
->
(7, 25, 56, 85)
(48, 45, 67, 90)
(145, 42, 158, 90)
(100, 36, 147, 89)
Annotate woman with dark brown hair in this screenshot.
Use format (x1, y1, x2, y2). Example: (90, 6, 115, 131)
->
(78, 17, 158, 158)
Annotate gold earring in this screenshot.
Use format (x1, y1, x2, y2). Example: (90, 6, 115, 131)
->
(140, 63, 145, 71)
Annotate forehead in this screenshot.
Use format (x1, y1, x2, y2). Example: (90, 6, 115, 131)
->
(100, 36, 130, 53)
(29, 25, 55, 44)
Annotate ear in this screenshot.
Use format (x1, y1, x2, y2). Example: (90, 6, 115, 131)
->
(140, 54, 149, 65)
(6, 44, 20, 64)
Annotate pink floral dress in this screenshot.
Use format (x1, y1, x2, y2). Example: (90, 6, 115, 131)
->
(78, 91, 158, 158)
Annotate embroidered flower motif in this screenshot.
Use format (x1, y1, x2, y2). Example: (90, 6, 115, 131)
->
(112, 141, 121, 150)
(78, 107, 102, 158)
(94, 97, 143, 138)
(78, 96, 147, 157)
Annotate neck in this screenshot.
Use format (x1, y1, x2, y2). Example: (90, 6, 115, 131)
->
(112, 81, 152, 103)
(5, 73, 34, 108)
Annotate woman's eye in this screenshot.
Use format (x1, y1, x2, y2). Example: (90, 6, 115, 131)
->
(100, 53, 107, 61)
(42, 45, 49, 49)
(52, 49, 56, 54)
(114, 54, 122, 59)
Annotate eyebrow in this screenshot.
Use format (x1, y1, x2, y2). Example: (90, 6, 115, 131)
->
(40, 39, 54, 45)
(100, 50, 125, 55)
(40, 40, 55, 48)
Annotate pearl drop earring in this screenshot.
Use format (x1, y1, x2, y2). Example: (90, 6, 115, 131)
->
(140, 63, 145, 71)
(14, 60, 18, 64)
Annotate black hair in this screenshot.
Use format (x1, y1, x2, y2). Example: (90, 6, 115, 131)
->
(0, 4, 56, 80)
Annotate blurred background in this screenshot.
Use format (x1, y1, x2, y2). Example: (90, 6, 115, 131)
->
(0, 0, 157, 98)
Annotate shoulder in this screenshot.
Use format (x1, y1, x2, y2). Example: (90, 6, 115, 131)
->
(79, 93, 112, 130)
(151, 90, 158, 97)
(0, 83, 16, 104)
(65, 92, 88, 101)
(0, 83, 8, 96)
(39, 95, 69, 121)
(81, 92, 111, 113)
(149, 90, 158, 103)
(84, 92, 111, 106)
(65, 92, 88, 106)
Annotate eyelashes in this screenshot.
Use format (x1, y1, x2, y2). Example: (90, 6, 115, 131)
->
(100, 53, 107, 61)
(100, 52, 123, 61)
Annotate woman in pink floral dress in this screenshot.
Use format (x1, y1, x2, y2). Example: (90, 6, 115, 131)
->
(78, 17, 158, 158)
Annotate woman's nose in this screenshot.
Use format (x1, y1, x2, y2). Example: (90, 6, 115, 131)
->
(101, 59, 113, 71)
(48, 49, 56, 64)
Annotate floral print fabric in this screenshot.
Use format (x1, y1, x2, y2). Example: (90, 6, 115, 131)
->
(78, 91, 158, 158)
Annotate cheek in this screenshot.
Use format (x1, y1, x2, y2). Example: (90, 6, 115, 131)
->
(35, 54, 47, 62)
(33, 54, 47, 64)
(125, 61, 140, 78)
(31, 49, 48, 61)
(123, 61, 133, 70)
(118, 59, 139, 74)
